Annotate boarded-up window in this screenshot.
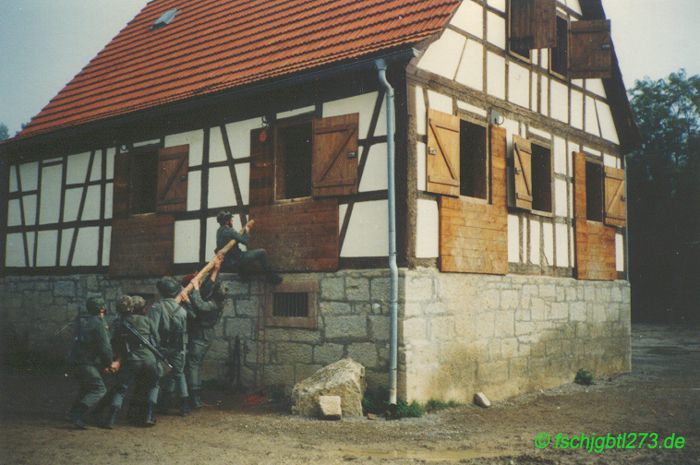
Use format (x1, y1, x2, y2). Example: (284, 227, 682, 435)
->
(460, 120, 488, 199)
(604, 166, 626, 227)
(427, 109, 461, 196)
(512, 135, 533, 210)
(569, 20, 612, 79)
(531, 143, 552, 213)
(312, 114, 359, 198)
(550, 15, 569, 77)
(509, 0, 556, 51)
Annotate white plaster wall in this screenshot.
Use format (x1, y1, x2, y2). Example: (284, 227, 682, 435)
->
(19, 162, 38, 191)
(570, 89, 584, 130)
(427, 90, 453, 115)
(486, 52, 506, 100)
(324, 92, 386, 139)
(528, 126, 550, 141)
(486, 11, 506, 49)
(7, 199, 22, 226)
(586, 79, 606, 97)
(416, 199, 439, 258)
(133, 139, 160, 147)
(5, 233, 25, 266)
(415, 86, 427, 136)
(174, 220, 200, 263)
(106, 148, 115, 179)
(488, 0, 506, 12)
(417, 142, 427, 191)
(455, 40, 483, 91)
(59, 229, 73, 266)
(550, 80, 568, 123)
(585, 95, 600, 136)
(542, 222, 554, 266)
(553, 136, 567, 175)
(603, 153, 618, 168)
(209, 126, 228, 163)
(615, 232, 625, 272)
(277, 106, 315, 120)
(596, 101, 620, 144)
(64, 188, 82, 222)
(417, 29, 466, 81)
(541, 76, 549, 117)
(90, 153, 102, 182)
(456, 100, 487, 118)
(508, 63, 530, 108)
(508, 214, 519, 263)
(9, 165, 18, 192)
(104, 183, 113, 219)
(566, 0, 582, 14)
(67, 152, 91, 184)
(36, 230, 58, 267)
(102, 226, 111, 266)
(82, 185, 101, 221)
(529, 219, 541, 265)
(555, 222, 569, 267)
(554, 178, 568, 217)
(225, 117, 265, 158)
(39, 165, 62, 225)
(208, 167, 237, 209)
(165, 130, 204, 166)
(73, 227, 99, 266)
(359, 143, 388, 192)
(23, 195, 37, 226)
(452, 0, 483, 37)
(339, 200, 389, 257)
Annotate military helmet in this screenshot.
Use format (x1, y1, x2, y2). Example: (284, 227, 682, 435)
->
(156, 277, 181, 298)
(86, 296, 106, 315)
(116, 295, 133, 314)
(217, 210, 233, 225)
(131, 296, 147, 315)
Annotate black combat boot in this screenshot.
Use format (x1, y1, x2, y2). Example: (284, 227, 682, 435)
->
(69, 403, 89, 430)
(144, 402, 157, 427)
(100, 406, 120, 429)
(191, 390, 204, 409)
(180, 397, 191, 416)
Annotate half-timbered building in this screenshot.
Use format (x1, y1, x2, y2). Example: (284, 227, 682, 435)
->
(0, 0, 638, 401)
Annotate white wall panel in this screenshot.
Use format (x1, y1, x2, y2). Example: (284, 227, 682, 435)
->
(416, 199, 439, 258)
(7, 199, 22, 226)
(208, 167, 237, 209)
(102, 226, 111, 266)
(427, 90, 453, 115)
(82, 186, 101, 221)
(174, 220, 200, 264)
(570, 89, 583, 130)
(455, 39, 484, 91)
(553, 136, 567, 175)
(528, 126, 550, 140)
(417, 142, 427, 191)
(36, 230, 58, 267)
(452, 0, 483, 38)
(550, 81, 568, 123)
(225, 117, 264, 158)
(586, 79, 606, 97)
(133, 139, 160, 147)
(19, 162, 39, 191)
(187, 171, 202, 211)
(508, 214, 519, 263)
(566, 0, 582, 14)
(73, 227, 99, 266)
(541, 76, 549, 117)
(486, 11, 506, 49)
(529, 218, 540, 265)
(340, 200, 388, 257)
(596, 100, 620, 144)
(60, 229, 74, 266)
(417, 29, 466, 80)
(64, 188, 82, 222)
(488, 0, 506, 12)
(555, 222, 569, 267)
(415, 86, 427, 136)
(603, 153, 617, 168)
(554, 178, 568, 217)
(542, 222, 554, 266)
(530, 73, 538, 111)
(9, 165, 18, 192)
(277, 106, 315, 120)
(486, 52, 506, 100)
(508, 62, 530, 108)
(324, 92, 386, 139)
(359, 143, 388, 192)
(585, 95, 600, 136)
(165, 130, 204, 166)
(615, 232, 625, 272)
(39, 165, 62, 225)
(208, 126, 228, 163)
(5, 233, 26, 267)
(24, 195, 37, 226)
(106, 148, 115, 180)
(104, 183, 113, 219)
(456, 100, 487, 117)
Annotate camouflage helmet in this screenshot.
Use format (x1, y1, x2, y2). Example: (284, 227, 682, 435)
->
(217, 210, 233, 226)
(86, 296, 106, 315)
(131, 296, 147, 315)
(116, 295, 133, 314)
(156, 277, 181, 298)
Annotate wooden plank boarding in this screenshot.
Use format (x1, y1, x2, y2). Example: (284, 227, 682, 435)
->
(426, 109, 460, 197)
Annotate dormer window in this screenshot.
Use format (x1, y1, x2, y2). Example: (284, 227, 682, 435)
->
(153, 8, 178, 29)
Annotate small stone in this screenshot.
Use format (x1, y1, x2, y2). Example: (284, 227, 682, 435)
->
(473, 392, 491, 408)
(318, 395, 342, 420)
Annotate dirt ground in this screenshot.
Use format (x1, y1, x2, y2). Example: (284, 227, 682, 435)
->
(1, 324, 698, 465)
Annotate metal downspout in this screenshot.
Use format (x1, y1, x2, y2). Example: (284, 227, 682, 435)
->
(375, 59, 398, 406)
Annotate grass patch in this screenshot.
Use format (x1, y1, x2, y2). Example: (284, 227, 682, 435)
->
(574, 368, 595, 386)
(363, 388, 460, 418)
(424, 399, 461, 412)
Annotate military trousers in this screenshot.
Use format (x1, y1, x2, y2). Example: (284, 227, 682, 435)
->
(186, 339, 212, 392)
(111, 358, 160, 409)
(71, 364, 107, 409)
(161, 350, 188, 399)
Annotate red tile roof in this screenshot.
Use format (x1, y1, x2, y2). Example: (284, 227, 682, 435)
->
(18, 0, 460, 139)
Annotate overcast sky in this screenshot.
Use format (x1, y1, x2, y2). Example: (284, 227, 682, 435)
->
(1, 0, 699, 135)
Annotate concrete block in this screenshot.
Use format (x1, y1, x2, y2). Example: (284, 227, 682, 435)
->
(368, 315, 390, 341)
(346, 277, 370, 302)
(325, 315, 367, 340)
(430, 316, 456, 341)
(347, 343, 378, 368)
(321, 277, 345, 300)
(276, 342, 313, 364)
(539, 284, 556, 299)
(402, 318, 428, 341)
(320, 301, 352, 315)
(494, 311, 515, 337)
(54, 280, 76, 297)
(548, 302, 569, 320)
(500, 290, 519, 310)
(314, 344, 345, 365)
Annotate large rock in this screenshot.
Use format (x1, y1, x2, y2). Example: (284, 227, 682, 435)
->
(291, 358, 366, 417)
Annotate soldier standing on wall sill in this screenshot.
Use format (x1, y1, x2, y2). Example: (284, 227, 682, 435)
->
(215, 210, 282, 285)
(66, 296, 118, 429)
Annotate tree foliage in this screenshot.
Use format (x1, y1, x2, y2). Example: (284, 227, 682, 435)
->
(0, 123, 9, 141)
(627, 70, 700, 322)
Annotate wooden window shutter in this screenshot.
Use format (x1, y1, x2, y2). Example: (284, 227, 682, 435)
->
(512, 135, 533, 210)
(426, 109, 460, 196)
(510, 0, 557, 50)
(249, 127, 274, 206)
(156, 145, 189, 213)
(113, 151, 131, 219)
(311, 113, 359, 198)
(573, 151, 587, 219)
(604, 166, 626, 227)
(569, 19, 613, 79)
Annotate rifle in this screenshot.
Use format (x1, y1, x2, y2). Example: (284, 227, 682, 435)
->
(122, 318, 173, 371)
(176, 219, 254, 303)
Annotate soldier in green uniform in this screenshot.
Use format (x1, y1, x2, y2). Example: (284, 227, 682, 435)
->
(215, 211, 282, 284)
(66, 296, 116, 429)
(102, 295, 161, 428)
(149, 277, 190, 416)
(182, 256, 227, 408)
